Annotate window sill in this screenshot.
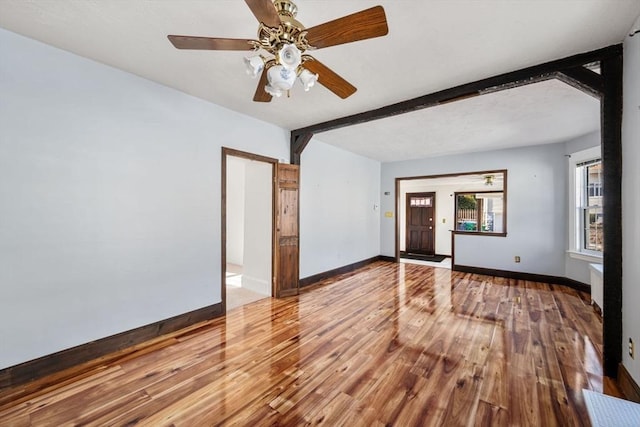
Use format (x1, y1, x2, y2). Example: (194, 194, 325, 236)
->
(567, 250, 603, 263)
(452, 231, 507, 237)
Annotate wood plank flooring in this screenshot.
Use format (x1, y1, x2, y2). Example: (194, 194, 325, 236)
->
(0, 261, 617, 426)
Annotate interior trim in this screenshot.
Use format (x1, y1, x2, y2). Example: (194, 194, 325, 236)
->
(451, 231, 507, 237)
(0, 303, 222, 395)
(567, 250, 603, 263)
(299, 256, 384, 288)
(452, 264, 591, 294)
(221, 147, 278, 313)
(618, 363, 640, 403)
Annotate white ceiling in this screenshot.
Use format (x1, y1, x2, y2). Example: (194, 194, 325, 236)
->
(1, 1, 639, 162)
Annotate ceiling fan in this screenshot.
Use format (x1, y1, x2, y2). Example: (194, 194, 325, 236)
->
(167, 0, 389, 102)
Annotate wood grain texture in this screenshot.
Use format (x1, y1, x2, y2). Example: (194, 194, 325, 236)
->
(303, 59, 357, 99)
(299, 255, 382, 288)
(167, 35, 255, 51)
(274, 163, 300, 297)
(0, 261, 621, 425)
(253, 67, 272, 102)
(453, 264, 591, 294)
(618, 363, 640, 403)
(305, 6, 388, 49)
(244, 0, 281, 28)
(0, 303, 222, 393)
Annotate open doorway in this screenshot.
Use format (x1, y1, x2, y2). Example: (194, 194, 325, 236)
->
(222, 148, 277, 312)
(396, 170, 507, 269)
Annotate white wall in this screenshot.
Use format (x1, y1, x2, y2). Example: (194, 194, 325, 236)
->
(0, 28, 289, 369)
(381, 143, 567, 276)
(242, 160, 272, 295)
(226, 157, 245, 266)
(622, 23, 640, 386)
(299, 139, 380, 278)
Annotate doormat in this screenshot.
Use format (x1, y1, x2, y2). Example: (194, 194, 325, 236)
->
(400, 252, 447, 263)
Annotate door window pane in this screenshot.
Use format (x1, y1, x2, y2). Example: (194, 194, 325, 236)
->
(410, 196, 432, 207)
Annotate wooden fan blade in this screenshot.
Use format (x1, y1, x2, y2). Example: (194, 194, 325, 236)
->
(245, 0, 281, 28)
(168, 35, 255, 51)
(305, 6, 388, 49)
(253, 68, 273, 102)
(303, 59, 356, 99)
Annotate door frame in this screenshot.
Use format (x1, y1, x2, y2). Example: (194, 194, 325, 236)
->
(395, 169, 506, 261)
(404, 191, 436, 256)
(221, 147, 278, 314)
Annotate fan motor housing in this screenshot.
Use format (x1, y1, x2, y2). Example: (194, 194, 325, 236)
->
(256, 0, 309, 54)
(274, 0, 297, 18)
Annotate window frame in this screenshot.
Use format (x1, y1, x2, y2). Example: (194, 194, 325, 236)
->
(568, 146, 603, 261)
(454, 190, 507, 237)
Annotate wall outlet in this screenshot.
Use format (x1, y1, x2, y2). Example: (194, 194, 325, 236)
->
(630, 338, 635, 359)
(515, 256, 521, 263)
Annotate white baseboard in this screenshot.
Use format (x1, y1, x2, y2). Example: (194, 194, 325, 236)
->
(241, 275, 271, 296)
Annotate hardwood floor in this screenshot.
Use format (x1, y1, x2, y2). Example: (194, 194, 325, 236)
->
(0, 261, 617, 426)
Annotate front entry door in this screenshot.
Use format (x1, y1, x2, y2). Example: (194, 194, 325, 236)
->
(405, 192, 436, 255)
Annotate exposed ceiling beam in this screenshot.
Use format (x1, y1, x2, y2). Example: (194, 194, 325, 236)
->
(290, 44, 621, 163)
(556, 66, 604, 98)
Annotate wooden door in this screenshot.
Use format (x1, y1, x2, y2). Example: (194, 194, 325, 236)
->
(273, 163, 299, 297)
(405, 192, 436, 255)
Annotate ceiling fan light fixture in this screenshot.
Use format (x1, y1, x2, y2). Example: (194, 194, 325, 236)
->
(278, 43, 302, 71)
(168, 1, 389, 102)
(244, 55, 265, 78)
(299, 69, 318, 91)
(267, 64, 296, 91)
(265, 83, 284, 97)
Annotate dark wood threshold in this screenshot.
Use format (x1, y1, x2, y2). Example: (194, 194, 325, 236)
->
(399, 252, 449, 263)
(0, 303, 223, 402)
(618, 363, 640, 403)
(452, 264, 590, 294)
(299, 256, 384, 288)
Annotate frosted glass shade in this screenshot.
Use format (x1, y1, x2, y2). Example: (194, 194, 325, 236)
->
(244, 56, 264, 78)
(299, 69, 318, 91)
(278, 44, 302, 71)
(267, 65, 296, 91)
